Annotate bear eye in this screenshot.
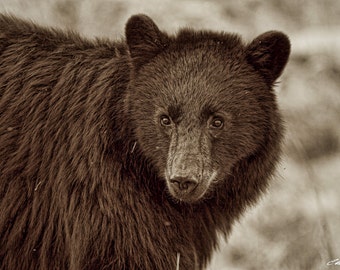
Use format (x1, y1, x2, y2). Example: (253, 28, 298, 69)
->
(209, 117, 224, 129)
(160, 115, 172, 126)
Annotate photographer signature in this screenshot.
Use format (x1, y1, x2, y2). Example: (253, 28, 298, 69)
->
(327, 258, 340, 266)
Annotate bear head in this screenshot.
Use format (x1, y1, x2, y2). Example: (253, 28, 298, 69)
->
(124, 14, 290, 203)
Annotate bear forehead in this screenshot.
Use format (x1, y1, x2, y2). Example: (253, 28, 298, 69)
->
(135, 66, 256, 120)
(132, 30, 263, 117)
(138, 49, 252, 103)
(139, 31, 249, 88)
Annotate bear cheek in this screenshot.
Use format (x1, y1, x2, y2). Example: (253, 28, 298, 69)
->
(221, 112, 266, 162)
(132, 119, 164, 167)
(143, 128, 177, 181)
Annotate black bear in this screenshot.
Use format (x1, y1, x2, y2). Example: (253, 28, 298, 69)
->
(0, 14, 290, 269)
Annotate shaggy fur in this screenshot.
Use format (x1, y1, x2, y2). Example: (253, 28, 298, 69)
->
(0, 14, 290, 270)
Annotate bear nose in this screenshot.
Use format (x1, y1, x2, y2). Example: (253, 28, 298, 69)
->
(169, 177, 198, 192)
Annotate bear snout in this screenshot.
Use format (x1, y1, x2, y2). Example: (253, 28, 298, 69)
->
(165, 160, 216, 202)
(169, 176, 199, 193)
(166, 171, 214, 203)
(165, 133, 215, 202)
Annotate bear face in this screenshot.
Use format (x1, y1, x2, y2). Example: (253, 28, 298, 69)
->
(125, 15, 290, 203)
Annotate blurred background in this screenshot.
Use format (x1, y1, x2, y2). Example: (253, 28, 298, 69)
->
(0, 0, 339, 269)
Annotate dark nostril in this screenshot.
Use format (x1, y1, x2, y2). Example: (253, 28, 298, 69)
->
(170, 177, 198, 192)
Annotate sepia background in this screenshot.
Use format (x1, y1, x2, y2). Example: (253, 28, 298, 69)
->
(0, 0, 339, 269)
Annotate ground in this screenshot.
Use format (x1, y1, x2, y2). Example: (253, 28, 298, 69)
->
(0, 1, 339, 269)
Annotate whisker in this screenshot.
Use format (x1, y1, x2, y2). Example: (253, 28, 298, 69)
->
(176, 252, 180, 270)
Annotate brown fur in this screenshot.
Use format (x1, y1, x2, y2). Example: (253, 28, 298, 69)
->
(0, 14, 290, 269)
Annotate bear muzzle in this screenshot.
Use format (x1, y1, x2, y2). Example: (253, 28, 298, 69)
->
(169, 176, 199, 193)
(166, 169, 217, 203)
(165, 129, 217, 202)
(165, 154, 217, 202)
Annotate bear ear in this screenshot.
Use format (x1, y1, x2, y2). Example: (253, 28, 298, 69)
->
(125, 14, 168, 70)
(246, 31, 290, 85)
